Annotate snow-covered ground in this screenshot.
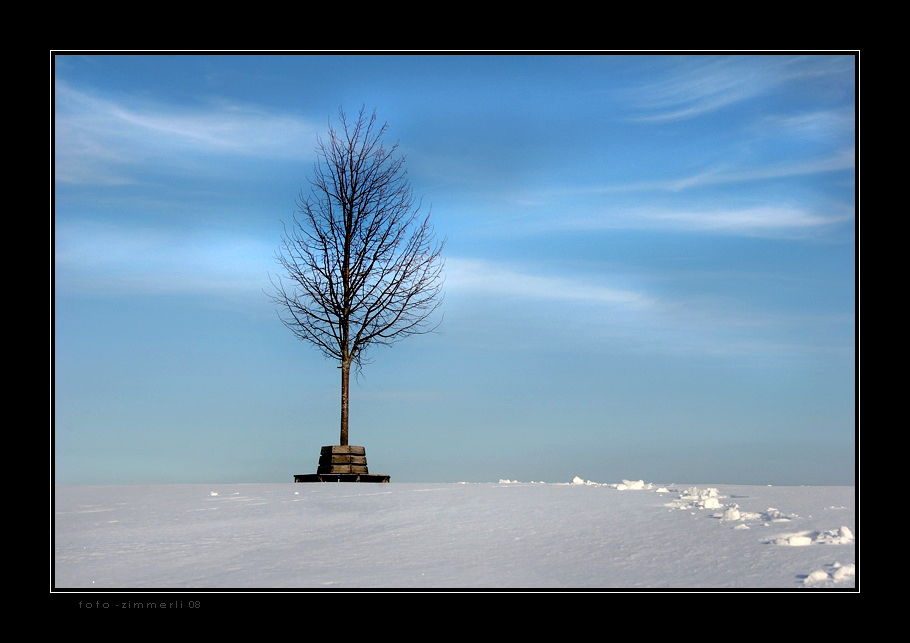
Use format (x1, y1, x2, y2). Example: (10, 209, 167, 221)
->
(53, 479, 856, 590)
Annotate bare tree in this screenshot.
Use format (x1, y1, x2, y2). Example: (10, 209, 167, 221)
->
(270, 107, 444, 447)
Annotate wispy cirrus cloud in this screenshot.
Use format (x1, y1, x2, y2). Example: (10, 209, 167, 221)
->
(498, 145, 854, 209)
(623, 204, 852, 234)
(495, 146, 854, 237)
(500, 202, 853, 239)
(441, 257, 852, 361)
(660, 147, 855, 192)
(54, 81, 318, 185)
(626, 55, 853, 123)
(755, 107, 855, 141)
(445, 257, 657, 310)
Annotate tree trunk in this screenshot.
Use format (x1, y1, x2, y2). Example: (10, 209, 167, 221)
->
(340, 359, 351, 446)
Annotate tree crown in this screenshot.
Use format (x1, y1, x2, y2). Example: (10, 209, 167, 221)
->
(270, 108, 445, 369)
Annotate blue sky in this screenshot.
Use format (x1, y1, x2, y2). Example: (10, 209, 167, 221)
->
(53, 54, 856, 486)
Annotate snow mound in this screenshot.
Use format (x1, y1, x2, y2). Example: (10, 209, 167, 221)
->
(567, 477, 662, 489)
(833, 562, 856, 581)
(762, 507, 797, 522)
(615, 479, 652, 490)
(717, 505, 799, 524)
(816, 526, 855, 544)
(769, 526, 854, 547)
(805, 570, 829, 583)
(775, 533, 815, 547)
(803, 562, 856, 586)
(666, 486, 726, 510)
(682, 486, 719, 499)
(571, 476, 601, 486)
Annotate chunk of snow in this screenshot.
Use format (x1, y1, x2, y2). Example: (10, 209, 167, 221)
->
(832, 563, 855, 581)
(762, 507, 797, 522)
(804, 570, 829, 584)
(572, 477, 598, 486)
(721, 505, 741, 521)
(681, 487, 721, 501)
(814, 526, 855, 545)
(771, 532, 814, 546)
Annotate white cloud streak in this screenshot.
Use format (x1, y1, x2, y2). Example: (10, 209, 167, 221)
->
(444, 257, 657, 310)
(627, 56, 853, 123)
(622, 204, 853, 234)
(495, 149, 854, 237)
(513, 147, 854, 200)
(440, 257, 850, 361)
(496, 202, 852, 240)
(662, 148, 855, 192)
(54, 81, 318, 185)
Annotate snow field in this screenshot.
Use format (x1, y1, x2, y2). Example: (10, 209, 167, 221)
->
(54, 479, 856, 589)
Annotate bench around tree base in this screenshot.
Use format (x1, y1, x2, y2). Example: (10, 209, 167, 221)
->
(294, 473, 390, 483)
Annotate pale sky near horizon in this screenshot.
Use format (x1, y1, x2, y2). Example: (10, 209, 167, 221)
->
(54, 54, 856, 486)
